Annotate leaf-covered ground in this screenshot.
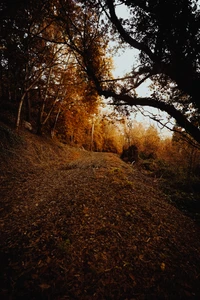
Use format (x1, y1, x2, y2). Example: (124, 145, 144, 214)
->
(1, 128, 200, 299)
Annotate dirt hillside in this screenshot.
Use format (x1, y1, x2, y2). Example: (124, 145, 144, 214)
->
(1, 125, 200, 299)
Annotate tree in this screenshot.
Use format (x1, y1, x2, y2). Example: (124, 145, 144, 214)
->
(93, 115, 123, 153)
(72, 0, 200, 145)
(0, 0, 57, 129)
(142, 125, 161, 159)
(0, 0, 101, 140)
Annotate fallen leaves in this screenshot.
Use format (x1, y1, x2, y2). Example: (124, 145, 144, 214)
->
(39, 283, 51, 290)
(1, 142, 200, 299)
(160, 262, 166, 271)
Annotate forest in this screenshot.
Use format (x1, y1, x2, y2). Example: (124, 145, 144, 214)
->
(1, 0, 200, 298)
(1, 0, 200, 213)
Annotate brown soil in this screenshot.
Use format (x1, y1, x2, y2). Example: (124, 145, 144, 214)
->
(1, 127, 200, 299)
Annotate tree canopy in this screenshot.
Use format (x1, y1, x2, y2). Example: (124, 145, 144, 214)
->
(74, 0, 200, 144)
(0, 0, 110, 143)
(1, 0, 200, 145)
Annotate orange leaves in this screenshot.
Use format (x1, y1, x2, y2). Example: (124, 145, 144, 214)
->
(83, 206, 90, 217)
(160, 262, 166, 271)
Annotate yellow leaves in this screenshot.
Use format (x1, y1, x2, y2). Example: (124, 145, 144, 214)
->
(83, 206, 89, 217)
(160, 262, 166, 271)
(125, 211, 131, 217)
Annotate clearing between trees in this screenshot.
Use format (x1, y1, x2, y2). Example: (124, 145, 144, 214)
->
(0, 126, 200, 299)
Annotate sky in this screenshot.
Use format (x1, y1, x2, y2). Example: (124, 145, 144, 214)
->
(112, 47, 151, 97)
(112, 47, 173, 137)
(110, 4, 174, 138)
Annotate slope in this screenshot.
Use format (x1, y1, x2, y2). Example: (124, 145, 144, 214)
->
(0, 124, 200, 299)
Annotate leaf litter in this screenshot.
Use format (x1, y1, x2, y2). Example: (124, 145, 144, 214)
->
(0, 131, 200, 299)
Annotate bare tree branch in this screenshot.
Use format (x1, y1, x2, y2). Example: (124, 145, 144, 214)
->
(99, 88, 200, 144)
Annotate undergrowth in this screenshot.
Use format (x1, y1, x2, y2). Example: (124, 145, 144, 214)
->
(0, 124, 24, 149)
(139, 157, 200, 222)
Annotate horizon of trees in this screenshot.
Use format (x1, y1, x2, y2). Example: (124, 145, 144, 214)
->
(0, 0, 200, 149)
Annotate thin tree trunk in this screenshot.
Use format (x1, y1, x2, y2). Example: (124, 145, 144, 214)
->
(91, 119, 94, 151)
(51, 106, 61, 138)
(39, 67, 52, 125)
(16, 93, 26, 131)
(16, 69, 44, 131)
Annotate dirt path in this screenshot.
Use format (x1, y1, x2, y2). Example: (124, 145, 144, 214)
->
(1, 135, 200, 299)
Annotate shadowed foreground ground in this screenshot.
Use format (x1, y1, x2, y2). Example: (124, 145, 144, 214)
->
(1, 129, 200, 299)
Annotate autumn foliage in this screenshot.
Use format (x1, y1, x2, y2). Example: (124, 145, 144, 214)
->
(0, 0, 199, 218)
(119, 120, 200, 219)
